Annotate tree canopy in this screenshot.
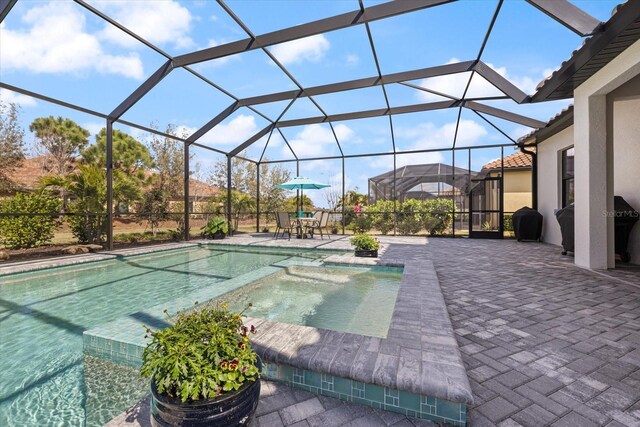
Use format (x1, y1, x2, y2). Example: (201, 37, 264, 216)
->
(0, 101, 25, 192)
(29, 116, 89, 175)
(208, 153, 291, 215)
(81, 128, 150, 212)
(148, 124, 187, 198)
(83, 128, 153, 178)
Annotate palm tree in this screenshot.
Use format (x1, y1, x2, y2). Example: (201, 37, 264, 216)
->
(40, 165, 140, 243)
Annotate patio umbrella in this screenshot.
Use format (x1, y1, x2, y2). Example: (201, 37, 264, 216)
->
(276, 177, 330, 217)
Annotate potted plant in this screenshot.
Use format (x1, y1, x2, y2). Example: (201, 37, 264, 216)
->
(201, 216, 228, 240)
(141, 302, 260, 427)
(350, 234, 380, 258)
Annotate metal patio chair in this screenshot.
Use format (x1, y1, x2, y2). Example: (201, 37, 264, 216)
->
(308, 211, 331, 239)
(274, 211, 293, 240)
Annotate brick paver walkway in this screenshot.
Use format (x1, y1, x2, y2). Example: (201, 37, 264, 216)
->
(393, 239, 640, 427)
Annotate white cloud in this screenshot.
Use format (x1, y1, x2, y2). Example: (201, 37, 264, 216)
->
(200, 115, 259, 146)
(415, 58, 549, 102)
(174, 125, 197, 140)
(82, 122, 105, 138)
(95, 0, 194, 49)
(0, 89, 37, 107)
(345, 54, 360, 67)
(284, 123, 353, 158)
(0, 2, 144, 79)
(368, 119, 487, 169)
(270, 34, 330, 66)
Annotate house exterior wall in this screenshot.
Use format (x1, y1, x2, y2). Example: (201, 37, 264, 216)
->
(503, 169, 532, 213)
(536, 126, 574, 246)
(535, 40, 640, 267)
(610, 77, 640, 265)
(486, 169, 532, 213)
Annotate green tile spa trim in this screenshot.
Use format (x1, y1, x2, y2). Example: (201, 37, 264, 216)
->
(263, 360, 466, 426)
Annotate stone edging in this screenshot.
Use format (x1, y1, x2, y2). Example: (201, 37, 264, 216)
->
(246, 254, 473, 405)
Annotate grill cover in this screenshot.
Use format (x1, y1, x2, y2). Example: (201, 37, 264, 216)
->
(614, 196, 639, 262)
(512, 207, 543, 241)
(555, 204, 574, 253)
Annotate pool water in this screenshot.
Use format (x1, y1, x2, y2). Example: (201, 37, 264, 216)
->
(0, 246, 330, 427)
(222, 265, 402, 338)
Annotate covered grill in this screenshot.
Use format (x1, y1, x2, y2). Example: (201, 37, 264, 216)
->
(512, 207, 543, 241)
(614, 196, 639, 263)
(555, 204, 574, 255)
(555, 197, 639, 261)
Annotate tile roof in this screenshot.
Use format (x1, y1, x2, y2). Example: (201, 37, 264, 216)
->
(3, 157, 220, 198)
(517, 105, 574, 145)
(482, 151, 533, 170)
(532, 0, 640, 102)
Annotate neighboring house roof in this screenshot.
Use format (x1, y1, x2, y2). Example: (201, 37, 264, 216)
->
(4, 157, 220, 198)
(482, 151, 533, 171)
(4, 156, 50, 192)
(518, 105, 575, 145)
(532, 0, 640, 102)
(188, 179, 220, 198)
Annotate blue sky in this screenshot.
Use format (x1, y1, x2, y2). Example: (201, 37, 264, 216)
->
(0, 0, 621, 207)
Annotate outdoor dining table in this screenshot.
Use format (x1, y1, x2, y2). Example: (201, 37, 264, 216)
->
(292, 213, 317, 238)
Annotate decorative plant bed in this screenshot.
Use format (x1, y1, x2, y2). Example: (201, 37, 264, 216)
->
(211, 230, 226, 240)
(351, 235, 380, 258)
(354, 249, 378, 258)
(141, 303, 261, 427)
(150, 360, 261, 427)
(201, 217, 228, 240)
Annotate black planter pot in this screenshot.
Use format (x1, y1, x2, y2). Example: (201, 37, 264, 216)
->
(355, 249, 378, 258)
(211, 231, 226, 240)
(150, 372, 260, 427)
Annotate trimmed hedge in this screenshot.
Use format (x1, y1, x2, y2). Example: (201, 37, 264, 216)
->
(0, 193, 61, 249)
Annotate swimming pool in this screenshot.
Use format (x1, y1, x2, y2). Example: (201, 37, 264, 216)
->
(221, 265, 401, 338)
(0, 245, 333, 427)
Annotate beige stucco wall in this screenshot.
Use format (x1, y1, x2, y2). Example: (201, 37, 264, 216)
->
(485, 169, 532, 213)
(536, 126, 574, 246)
(503, 169, 532, 213)
(610, 76, 640, 265)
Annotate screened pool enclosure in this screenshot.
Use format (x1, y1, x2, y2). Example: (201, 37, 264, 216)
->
(0, 0, 612, 248)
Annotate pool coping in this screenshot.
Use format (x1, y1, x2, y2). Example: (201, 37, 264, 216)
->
(0, 240, 352, 277)
(81, 249, 472, 408)
(4, 241, 472, 423)
(0, 242, 201, 276)
(248, 255, 473, 405)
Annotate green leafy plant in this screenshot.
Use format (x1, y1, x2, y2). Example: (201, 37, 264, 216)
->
(503, 214, 513, 232)
(0, 192, 61, 249)
(420, 198, 455, 236)
(396, 199, 422, 235)
(137, 187, 170, 237)
(366, 200, 394, 235)
(481, 221, 494, 231)
(141, 302, 260, 403)
(346, 205, 372, 234)
(201, 216, 228, 237)
(350, 234, 379, 251)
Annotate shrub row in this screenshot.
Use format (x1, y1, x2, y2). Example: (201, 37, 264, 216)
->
(345, 198, 456, 236)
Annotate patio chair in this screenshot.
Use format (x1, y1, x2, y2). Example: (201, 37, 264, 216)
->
(274, 211, 293, 240)
(308, 211, 331, 239)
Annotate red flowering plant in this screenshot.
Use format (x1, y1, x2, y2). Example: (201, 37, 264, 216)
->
(347, 204, 372, 233)
(140, 302, 259, 402)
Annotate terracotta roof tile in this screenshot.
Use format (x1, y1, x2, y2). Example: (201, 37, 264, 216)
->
(482, 151, 533, 170)
(4, 157, 220, 197)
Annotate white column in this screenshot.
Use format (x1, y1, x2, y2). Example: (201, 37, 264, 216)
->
(574, 94, 614, 269)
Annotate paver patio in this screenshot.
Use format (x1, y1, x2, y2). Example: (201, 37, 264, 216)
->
(101, 235, 640, 426)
